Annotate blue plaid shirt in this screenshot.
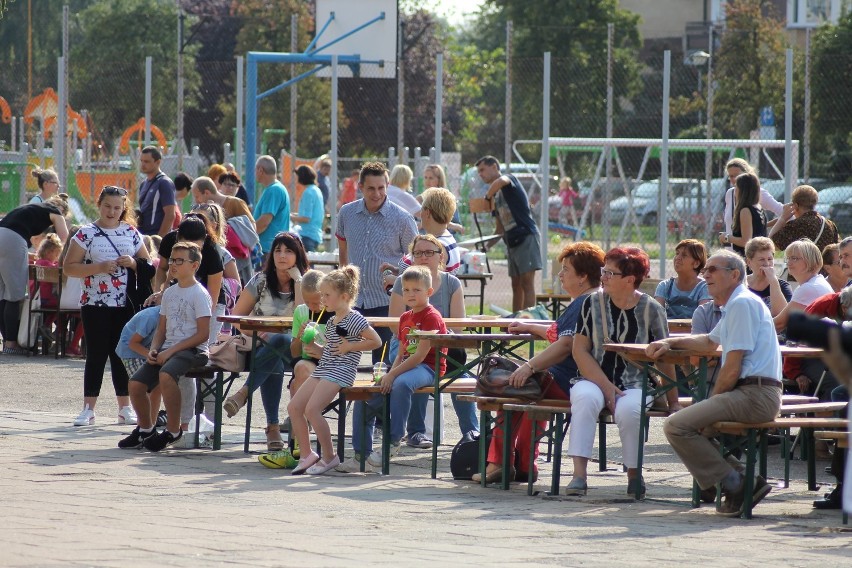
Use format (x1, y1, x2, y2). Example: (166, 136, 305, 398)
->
(336, 198, 418, 309)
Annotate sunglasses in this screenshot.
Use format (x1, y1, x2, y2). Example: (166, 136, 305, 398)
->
(102, 186, 128, 196)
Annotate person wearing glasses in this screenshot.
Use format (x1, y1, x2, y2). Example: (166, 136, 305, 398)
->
(773, 238, 833, 332)
(0, 194, 70, 355)
(29, 168, 61, 204)
(647, 250, 782, 517)
(63, 186, 150, 427)
(568, 247, 679, 498)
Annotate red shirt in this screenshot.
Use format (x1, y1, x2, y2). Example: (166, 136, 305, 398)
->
(783, 291, 843, 379)
(398, 304, 448, 375)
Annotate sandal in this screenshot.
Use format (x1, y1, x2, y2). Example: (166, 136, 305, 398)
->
(265, 424, 285, 451)
(565, 476, 588, 496)
(223, 388, 248, 418)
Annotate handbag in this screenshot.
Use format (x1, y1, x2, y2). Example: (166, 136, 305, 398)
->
(208, 333, 252, 372)
(450, 430, 491, 480)
(474, 355, 553, 402)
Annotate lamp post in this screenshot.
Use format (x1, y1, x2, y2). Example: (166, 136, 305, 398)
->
(684, 50, 711, 126)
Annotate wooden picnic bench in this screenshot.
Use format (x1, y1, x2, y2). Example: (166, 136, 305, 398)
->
(710, 417, 849, 519)
(340, 378, 478, 475)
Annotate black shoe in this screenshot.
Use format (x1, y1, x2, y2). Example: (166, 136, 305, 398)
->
(699, 486, 717, 504)
(118, 427, 157, 449)
(813, 486, 843, 510)
(155, 410, 168, 428)
(627, 475, 646, 499)
(143, 429, 183, 452)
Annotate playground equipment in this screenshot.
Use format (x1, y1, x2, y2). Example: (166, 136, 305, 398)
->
(119, 118, 168, 154)
(0, 96, 10, 124)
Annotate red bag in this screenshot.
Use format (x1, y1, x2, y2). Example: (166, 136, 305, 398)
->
(225, 225, 250, 259)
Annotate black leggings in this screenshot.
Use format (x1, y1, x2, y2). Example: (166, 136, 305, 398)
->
(81, 304, 133, 398)
(0, 299, 22, 343)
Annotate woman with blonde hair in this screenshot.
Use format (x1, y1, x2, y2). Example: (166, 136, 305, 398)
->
(773, 238, 833, 332)
(29, 168, 61, 204)
(386, 164, 421, 215)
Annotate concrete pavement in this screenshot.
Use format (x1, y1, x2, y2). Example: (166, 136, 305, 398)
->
(1, 353, 850, 567)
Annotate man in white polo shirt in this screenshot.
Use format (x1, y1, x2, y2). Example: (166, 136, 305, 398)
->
(646, 249, 783, 517)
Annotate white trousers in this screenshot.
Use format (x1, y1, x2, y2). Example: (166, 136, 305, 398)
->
(566, 380, 650, 468)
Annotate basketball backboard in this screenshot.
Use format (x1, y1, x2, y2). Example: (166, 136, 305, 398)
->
(314, 0, 397, 79)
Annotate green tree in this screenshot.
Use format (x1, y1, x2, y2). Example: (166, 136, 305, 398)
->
(479, 0, 643, 143)
(811, 13, 852, 180)
(70, 0, 200, 153)
(712, 0, 787, 138)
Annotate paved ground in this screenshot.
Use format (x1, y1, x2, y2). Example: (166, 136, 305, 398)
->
(2, 352, 850, 567)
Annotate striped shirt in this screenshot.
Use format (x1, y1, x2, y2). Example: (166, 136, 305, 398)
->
(399, 229, 461, 274)
(312, 310, 371, 388)
(336, 197, 419, 309)
(577, 291, 669, 391)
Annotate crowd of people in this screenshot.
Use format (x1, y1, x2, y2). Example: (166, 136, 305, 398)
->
(0, 153, 848, 516)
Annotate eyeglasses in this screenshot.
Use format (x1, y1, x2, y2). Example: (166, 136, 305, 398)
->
(222, 182, 238, 188)
(168, 258, 190, 265)
(600, 268, 623, 278)
(102, 186, 128, 196)
(786, 256, 803, 263)
(701, 266, 734, 275)
(412, 249, 442, 258)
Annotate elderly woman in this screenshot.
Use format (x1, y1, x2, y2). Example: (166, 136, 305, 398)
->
(770, 185, 839, 252)
(745, 237, 792, 316)
(774, 238, 833, 332)
(821, 244, 846, 293)
(654, 239, 711, 319)
(223, 232, 307, 450)
(472, 242, 606, 484)
(568, 247, 679, 497)
(0, 194, 70, 354)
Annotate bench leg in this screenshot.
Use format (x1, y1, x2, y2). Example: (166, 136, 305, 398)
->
(758, 430, 768, 481)
(805, 428, 817, 491)
(382, 393, 391, 475)
(479, 408, 490, 488)
(194, 378, 202, 449)
(527, 419, 538, 496)
(782, 428, 791, 488)
(501, 409, 512, 490)
(213, 371, 224, 450)
(741, 429, 758, 519)
(598, 420, 607, 472)
(551, 413, 565, 497)
(337, 394, 346, 461)
(546, 416, 554, 462)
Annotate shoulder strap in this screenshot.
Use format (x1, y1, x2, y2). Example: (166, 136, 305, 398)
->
(93, 225, 122, 257)
(815, 215, 827, 244)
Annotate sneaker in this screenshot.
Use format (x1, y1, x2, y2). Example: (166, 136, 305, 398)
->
(143, 429, 183, 452)
(306, 455, 341, 475)
(117, 406, 138, 425)
(406, 432, 433, 449)
(73, 405, 95, 426)
(171, 432, 210, 449)
(367, 442, 401, 467)
(118, 427, 157, 449)
(258, 450, 298, 469)
(335, 455, 374, 473)
(155, 410, 168, 428)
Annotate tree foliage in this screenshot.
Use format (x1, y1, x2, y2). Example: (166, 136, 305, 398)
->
(70, 0, 200, 152)
(712, 0, 787, 138)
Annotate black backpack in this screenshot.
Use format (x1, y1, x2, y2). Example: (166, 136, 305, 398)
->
(450, 430, 491, 480)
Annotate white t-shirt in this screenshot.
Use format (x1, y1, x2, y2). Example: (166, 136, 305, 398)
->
(387, 185, 422, 215)
(790, 273, 833, 307)
(160, 281, 213, 354)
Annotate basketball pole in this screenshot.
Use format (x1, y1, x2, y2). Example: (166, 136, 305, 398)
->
(540, 52, 551, 290)
(659, 51, 671, 280)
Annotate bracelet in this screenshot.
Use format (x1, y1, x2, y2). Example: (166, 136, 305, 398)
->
(525, 361, 536, 373)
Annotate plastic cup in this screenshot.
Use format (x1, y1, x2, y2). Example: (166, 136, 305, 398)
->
(373, 362, 388, 383)
(302, 321, 319, 344)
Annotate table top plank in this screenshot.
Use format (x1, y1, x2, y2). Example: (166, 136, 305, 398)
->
(219, 315, 554, 332)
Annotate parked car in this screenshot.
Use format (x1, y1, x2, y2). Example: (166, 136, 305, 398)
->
(828, 197, 852, 236)
(608, 178, 697, 226)
(572, 179, 631, 224)
(666, 179, 727, 230)
(814, 186, 852, 217)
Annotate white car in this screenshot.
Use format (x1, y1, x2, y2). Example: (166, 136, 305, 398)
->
(608, 179, 697, 226)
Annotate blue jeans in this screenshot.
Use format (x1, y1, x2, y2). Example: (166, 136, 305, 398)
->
(407, 393, 480, 438)
(241, 333, 293, 424)
(301, 235, 319, 252)
(351, 363, 434, 454)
